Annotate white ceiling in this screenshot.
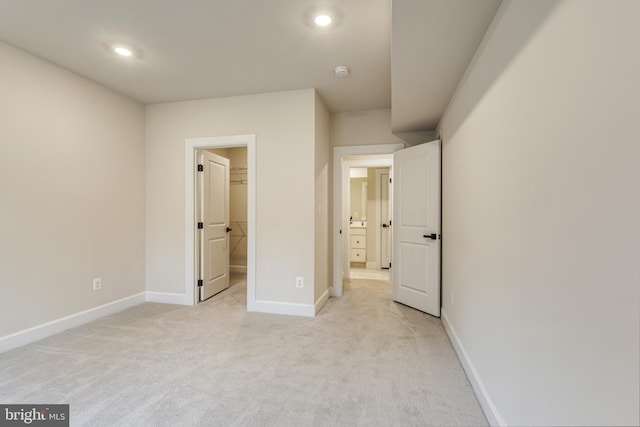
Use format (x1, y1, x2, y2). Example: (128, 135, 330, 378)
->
(0, 0, 500, 131)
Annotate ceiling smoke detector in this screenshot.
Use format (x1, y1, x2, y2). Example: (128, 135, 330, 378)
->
(334, 66, 349, 77)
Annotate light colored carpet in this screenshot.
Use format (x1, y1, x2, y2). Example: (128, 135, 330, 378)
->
(0, 275, 487, 426)
(350, 267, 390, 281)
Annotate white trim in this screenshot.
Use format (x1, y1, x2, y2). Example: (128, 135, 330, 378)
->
(252, 300, 316, 317)
(365, 261, 378, 269)
(441, 309, 506, 427)
(332, 144, 402, 297)
(145, 291, 191, 305)
(314, 289, 330, 315)
(0, 292, 146, 354)
(184, 135, 257, 311)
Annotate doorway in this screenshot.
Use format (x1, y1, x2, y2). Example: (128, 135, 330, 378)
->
(332, 141, 442, 318)
(185, 135, 256, 308)
(347, 166, 392, 281)
(332, 143, 404, 297)
(199, 146, 248, 301)
(197, 149, 231, 300)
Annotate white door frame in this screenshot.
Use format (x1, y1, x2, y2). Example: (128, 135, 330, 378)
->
(332, 143, 404, 297)
(185, 134, 256, 308)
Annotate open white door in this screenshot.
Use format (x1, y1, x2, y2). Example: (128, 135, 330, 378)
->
(198, 150, 230, 301)
(392, 140, 441, 316)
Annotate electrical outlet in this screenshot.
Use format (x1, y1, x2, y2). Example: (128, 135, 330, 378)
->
(295, 277, 304, 288)
(93, 278, 102, 291)
(450, 291, 455, 307)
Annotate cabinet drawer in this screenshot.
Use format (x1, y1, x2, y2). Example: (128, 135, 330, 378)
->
(350, 248, 366, 262)
(351, 227, 366, 236)
(351, 235, 366, 249)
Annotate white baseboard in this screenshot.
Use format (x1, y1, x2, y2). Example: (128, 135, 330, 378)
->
(2, 288, 330, 354)
(230, 265, 247, 274)
(145, 291, 192, 305)
(248, 290, 329, 318)
(0, 292, 146, 354)
(314, 289, 329, 315)
(441, 309, 506, 427)
(249, 299, 315, 317)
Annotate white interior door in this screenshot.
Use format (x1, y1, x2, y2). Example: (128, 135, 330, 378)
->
(198, 150, 230, 301)
(392, 140, 441, 316)
(380, 170, 391, 268)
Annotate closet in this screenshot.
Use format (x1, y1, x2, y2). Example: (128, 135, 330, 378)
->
(229, 164, 247, 274)
(207, 147, 248, 276)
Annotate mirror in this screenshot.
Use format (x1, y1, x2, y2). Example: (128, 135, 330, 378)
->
(350, 168, 367, 222)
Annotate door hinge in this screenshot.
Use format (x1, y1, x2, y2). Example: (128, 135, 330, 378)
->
(339, 229, 342, 234)
(389, 178, 392, 184)
(389, 220, 392, 226)
(197, 222, 204, 229)
(197, 279, 203, 287)
(389, 262, 391, 268)
(197, 164, 204, 172)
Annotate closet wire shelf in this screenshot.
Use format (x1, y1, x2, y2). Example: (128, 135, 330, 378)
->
(230, 165, 247, 185)
(229, 220, 247, 255)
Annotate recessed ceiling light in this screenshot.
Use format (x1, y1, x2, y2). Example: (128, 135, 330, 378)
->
(314, 14, 332, 27)
(113, 46, 133, 57)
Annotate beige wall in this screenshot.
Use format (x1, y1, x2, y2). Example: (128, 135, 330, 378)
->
(438, 1, 640, 425)
(314, 93, 330, 302)
(331, 109, 406, 147)
(207, 147, 229, 157)
(145, 89, 321, 306)
(0, 41, 146, 337)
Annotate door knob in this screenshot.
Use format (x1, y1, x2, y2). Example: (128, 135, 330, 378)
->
(382, 223, 389, 228)
(423, 233, 440, 240)
(226, 227, 233, 233)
